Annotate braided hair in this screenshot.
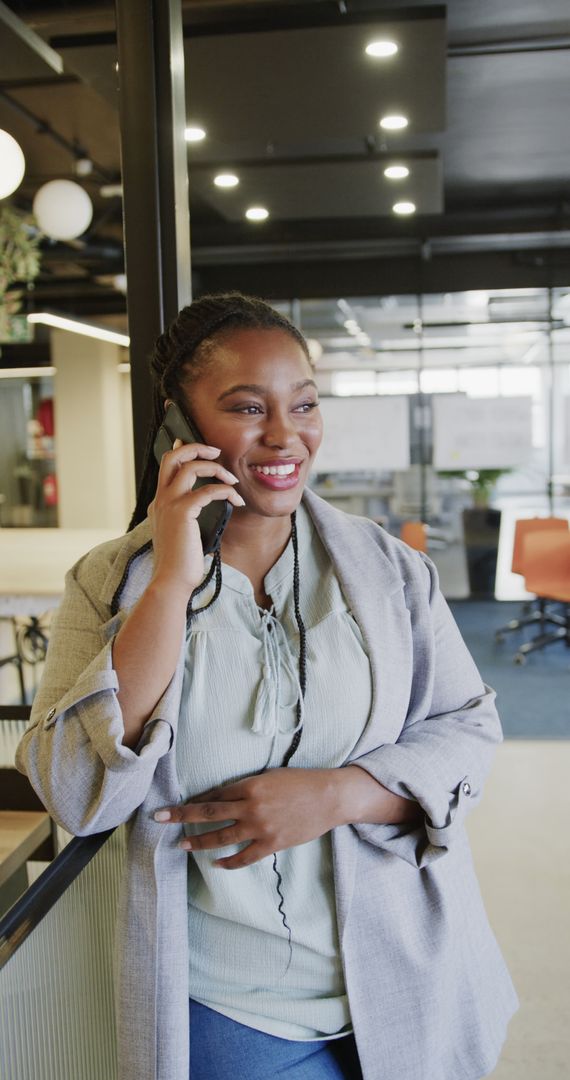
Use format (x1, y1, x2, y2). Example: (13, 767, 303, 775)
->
(128, 291, 310, 532)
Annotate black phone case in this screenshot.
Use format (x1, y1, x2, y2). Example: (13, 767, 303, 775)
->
(153, 402, 232, 554)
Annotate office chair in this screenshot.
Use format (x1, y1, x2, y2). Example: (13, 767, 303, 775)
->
(495, 517, 568, 642)
(513, 531, 570, 664)
(400, 521, 428, 553)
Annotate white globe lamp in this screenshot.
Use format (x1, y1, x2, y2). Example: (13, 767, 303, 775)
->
(0, 130, 25, 199)
(33, 179, 93, 240)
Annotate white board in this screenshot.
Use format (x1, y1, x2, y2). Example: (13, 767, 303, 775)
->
(316, 396, 410, 471)
(433, 395, 533, 470)
(563, 396, 570, 467)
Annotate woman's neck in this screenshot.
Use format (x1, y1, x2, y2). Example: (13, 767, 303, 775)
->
(220, 508, 295, 600)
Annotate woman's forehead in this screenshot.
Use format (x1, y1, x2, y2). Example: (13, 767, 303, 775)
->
(201, 326, 311, 379)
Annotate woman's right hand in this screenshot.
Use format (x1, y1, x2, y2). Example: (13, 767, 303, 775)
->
(148, 440, 245, 597)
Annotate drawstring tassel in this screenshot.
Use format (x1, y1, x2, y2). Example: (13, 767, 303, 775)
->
(252, 664, 278, 735)
(251, 607, 304, 742)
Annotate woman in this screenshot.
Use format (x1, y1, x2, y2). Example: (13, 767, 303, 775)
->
(16, 292, 518, 1080)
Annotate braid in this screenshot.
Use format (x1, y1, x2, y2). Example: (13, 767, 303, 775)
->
(273, 510, 307, 972)
(128, 292, 310, 531)
(280, 512, 306, 766)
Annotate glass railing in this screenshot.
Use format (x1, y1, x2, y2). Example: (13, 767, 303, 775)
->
(0, 706, 123, 1079)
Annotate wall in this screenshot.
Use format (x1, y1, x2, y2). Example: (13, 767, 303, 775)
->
(51, 331, 135, 531)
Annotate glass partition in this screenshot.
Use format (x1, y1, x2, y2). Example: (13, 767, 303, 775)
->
(0, 373, 57, 529)
(295, 287, 570, 597)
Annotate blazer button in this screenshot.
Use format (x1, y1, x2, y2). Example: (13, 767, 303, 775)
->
(45, 706, 56, 722)
(462, 781, 472, 796)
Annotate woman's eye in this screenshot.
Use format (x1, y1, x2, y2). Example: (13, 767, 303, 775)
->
(295, 401, 320, 413)
(235, 404, 263, 415)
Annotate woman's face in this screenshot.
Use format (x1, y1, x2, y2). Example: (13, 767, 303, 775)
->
(181, 327, 323, 519)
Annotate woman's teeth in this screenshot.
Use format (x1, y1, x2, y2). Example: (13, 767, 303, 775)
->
(253, 463, 296, 476)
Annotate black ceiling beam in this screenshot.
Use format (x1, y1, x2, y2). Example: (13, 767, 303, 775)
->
(50, 4, 445, 49)
(0, 74, 79, 90)
(187, 206, 570, 250)
(448, 35, 570, 58)
(195, 246, 570, 301)
(0, 343, 51, 367)
(181, 2, 445, 37)
(24, 244, 570, 315)
(188, 149, 438, 171)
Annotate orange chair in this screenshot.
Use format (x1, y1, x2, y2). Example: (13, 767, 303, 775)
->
(513, 530, 570, 664)
(495, 517, 569, 642)
(400, 521, 427, 553)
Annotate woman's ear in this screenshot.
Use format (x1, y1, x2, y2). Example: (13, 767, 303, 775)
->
(164, 398, 173, 413)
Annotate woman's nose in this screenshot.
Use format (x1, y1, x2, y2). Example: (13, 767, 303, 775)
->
(261, 411, 297, 448)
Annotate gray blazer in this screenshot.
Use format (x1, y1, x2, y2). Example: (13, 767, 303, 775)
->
(16, 489, 518, 1080)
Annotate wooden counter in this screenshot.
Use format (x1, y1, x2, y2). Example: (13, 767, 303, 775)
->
(0, 810, 52, 889)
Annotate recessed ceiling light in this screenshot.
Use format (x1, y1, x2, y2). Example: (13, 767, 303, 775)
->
(185, 126, 206, 142)
(365, 40, 398, 58)
(379, 115, 408, 131)
(214, 173, 239, 188)
(245, 206, 269, 222)
(384, 164, 409, 180)
(393, 201, 416, 215)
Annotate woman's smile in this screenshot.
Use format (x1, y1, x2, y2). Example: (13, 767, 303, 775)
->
(248, 459, 302, 490)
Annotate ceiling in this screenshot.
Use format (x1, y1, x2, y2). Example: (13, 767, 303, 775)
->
(0, 0, 569, 338)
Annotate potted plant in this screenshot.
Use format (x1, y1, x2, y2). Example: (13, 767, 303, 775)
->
(0, 205, 41, 341)
(438, 469, 510, 596)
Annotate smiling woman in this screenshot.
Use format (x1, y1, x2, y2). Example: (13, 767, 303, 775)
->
(15, 292, 518, 1080)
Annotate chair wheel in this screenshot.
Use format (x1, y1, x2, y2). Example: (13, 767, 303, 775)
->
(495, 632, 505, 643)
(513, 653, 526, 666)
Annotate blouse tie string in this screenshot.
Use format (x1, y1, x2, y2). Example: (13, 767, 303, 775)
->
(252, 608, 305, 740)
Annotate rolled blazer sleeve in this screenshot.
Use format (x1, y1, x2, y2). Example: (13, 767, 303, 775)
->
(15, 558, 175, 836)
(350, 552, 502, 869)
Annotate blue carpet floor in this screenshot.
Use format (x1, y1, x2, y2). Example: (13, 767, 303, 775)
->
(450, 600, 570, 739)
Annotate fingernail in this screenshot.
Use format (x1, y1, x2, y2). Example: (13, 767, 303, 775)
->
(178, 840, 192, 850)
(234, 494, 246, 506)
(207, 445, 221, 453)
(173, 439, 183, 450)
(154, 810, 171, 822)
(226, 471, 239, 483)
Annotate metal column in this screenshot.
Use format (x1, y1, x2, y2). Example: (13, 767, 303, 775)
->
(115, 0, 191, 484)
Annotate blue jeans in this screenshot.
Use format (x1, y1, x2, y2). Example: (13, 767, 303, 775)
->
(189, 999, 364, 1080)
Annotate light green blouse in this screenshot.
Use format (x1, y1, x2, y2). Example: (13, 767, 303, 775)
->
(175, 503, 372, 1040)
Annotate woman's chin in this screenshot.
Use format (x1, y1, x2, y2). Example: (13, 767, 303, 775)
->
(240, 486, 305, 519)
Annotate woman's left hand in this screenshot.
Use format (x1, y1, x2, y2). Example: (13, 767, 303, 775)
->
(154, 766, 420, 869)
(154, 768, 347, 869)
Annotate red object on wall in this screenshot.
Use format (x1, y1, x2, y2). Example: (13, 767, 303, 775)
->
(43, 473, 58, 507)
(36, 398, 55, 436)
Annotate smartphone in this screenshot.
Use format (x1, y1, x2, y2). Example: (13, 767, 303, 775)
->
(153, 401, 233, 554)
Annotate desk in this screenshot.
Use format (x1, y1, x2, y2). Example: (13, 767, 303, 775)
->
(0, 810, 52, 916)
(0, 810, 51, 889)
